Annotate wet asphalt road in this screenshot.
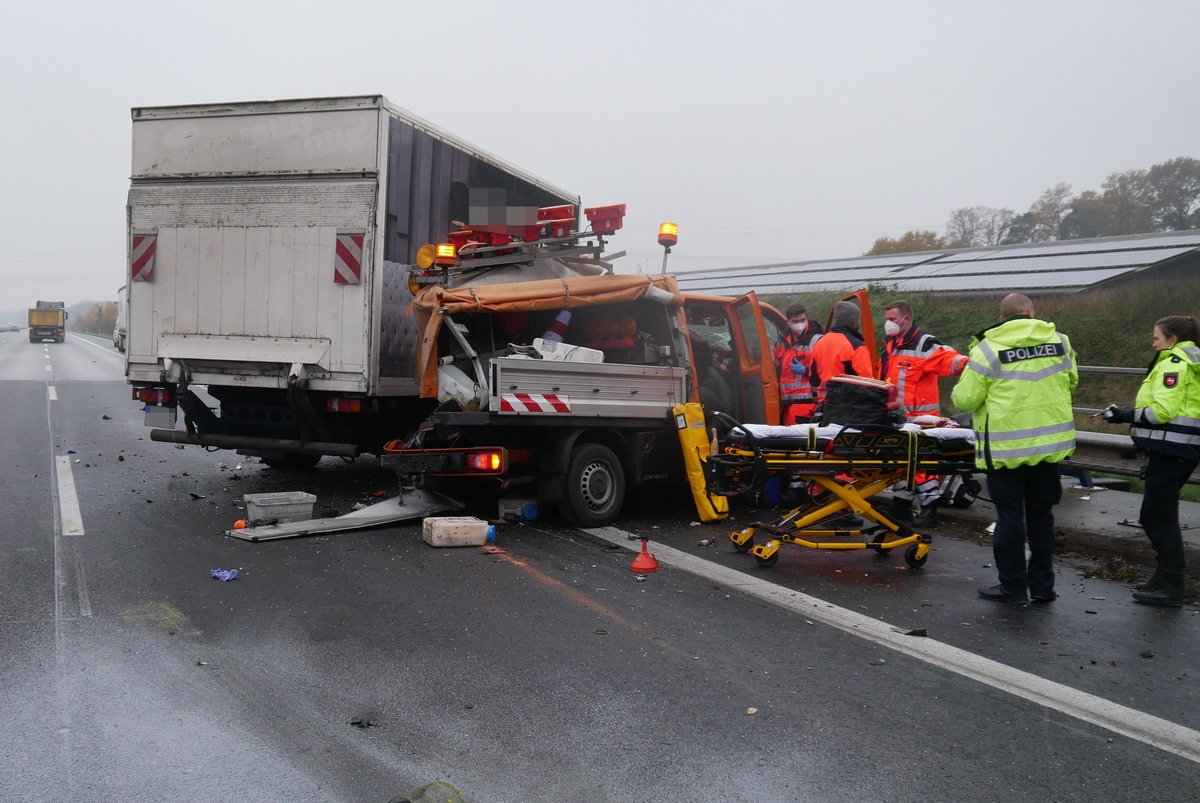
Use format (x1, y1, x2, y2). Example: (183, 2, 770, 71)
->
(2, 332, 1198, 802)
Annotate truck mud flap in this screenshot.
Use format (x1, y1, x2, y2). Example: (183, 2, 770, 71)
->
(225, 489, 463, 542)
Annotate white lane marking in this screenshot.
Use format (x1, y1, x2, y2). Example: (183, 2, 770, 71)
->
(44, 364, 52, 372)
(54, 456, 84, 536)
(48, 385, 57, 401)
(72, 333, 125, 357)
(72, 547, 92, 619)
(584, 525, 1200, 766)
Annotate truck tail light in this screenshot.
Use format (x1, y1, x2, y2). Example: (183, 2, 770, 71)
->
(133, 387, 174, 406)
(465, 451, 505, 473)
(326, 397, 363, 413)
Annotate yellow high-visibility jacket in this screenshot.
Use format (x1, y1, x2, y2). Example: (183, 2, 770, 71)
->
(952, 316, 1078, 470)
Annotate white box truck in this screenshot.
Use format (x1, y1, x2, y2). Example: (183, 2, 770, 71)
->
(126, 95, 580, 468)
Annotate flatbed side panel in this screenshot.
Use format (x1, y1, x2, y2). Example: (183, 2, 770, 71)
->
(490, 359, 689, 418)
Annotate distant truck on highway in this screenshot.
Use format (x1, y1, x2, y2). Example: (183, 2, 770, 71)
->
(29, 301, 67, 343)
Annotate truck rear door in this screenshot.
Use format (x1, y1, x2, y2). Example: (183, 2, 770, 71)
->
(683, 292, 782, 425)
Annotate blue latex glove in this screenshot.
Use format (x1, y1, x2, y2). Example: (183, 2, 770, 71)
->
(790, 359, 807, 376)
(211, 568, 239, 582)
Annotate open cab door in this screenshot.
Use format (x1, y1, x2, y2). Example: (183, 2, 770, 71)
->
(823, 288, 879, 377)
(682, 291, 783, 426)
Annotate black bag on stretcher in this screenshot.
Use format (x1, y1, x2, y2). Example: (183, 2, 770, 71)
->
(819, 375, 905, 427)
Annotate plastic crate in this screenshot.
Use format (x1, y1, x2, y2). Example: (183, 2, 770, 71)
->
(422, 516, 494, 547)
(243, 491, 316, 523)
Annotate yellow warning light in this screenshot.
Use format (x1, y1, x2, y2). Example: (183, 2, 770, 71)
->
(434, 243, 457, 266)
(658, 222, 678, 248)
(416, 243, 437, 270)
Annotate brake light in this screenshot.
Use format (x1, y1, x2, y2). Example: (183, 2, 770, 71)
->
(133, 387, 174, 405)
(327, 398, 363, 413)
(465, 451, 504, 473)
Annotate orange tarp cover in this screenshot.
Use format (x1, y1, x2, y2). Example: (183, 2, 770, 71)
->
(411, 273, 682, 398)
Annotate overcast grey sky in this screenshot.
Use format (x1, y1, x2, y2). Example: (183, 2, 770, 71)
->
(2, 0, 1197, 310)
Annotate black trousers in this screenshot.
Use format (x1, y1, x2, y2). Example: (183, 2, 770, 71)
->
(986, 462, 1063, 596)
(1140, 451, 1198, 587)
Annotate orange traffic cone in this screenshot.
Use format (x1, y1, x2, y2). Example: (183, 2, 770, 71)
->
(630, 538, 659, 573)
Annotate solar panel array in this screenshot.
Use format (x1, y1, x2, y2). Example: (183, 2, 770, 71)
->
(673, 230, 1200, 297)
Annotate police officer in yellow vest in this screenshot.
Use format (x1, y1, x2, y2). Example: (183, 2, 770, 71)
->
(953, 293, 1078, 605)
(1103, 315, 1200, 607)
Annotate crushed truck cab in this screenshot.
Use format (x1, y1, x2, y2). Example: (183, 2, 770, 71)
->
(386, 266, 785, 527)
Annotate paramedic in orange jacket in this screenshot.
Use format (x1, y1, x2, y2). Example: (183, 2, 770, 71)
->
(879, 300, 968, 419)
(810, 300, 874, 401)
(879, 300, 968, 528)
(773, 303, 824, 424)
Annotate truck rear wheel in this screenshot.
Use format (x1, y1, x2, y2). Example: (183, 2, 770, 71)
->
(558, 443, 625, 528)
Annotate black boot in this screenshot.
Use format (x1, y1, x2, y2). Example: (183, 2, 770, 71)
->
(1135, 570, 1164, 592)
(890, 497, 913, 522)
(1132, 583, 1184, 608)
(912, 503, 939, 529)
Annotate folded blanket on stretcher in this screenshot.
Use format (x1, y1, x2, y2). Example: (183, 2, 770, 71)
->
(735, 421, 975, 446)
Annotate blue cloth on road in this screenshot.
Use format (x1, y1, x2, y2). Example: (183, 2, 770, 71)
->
(211, 568, 239, 581)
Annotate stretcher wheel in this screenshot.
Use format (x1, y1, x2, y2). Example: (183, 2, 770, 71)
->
(731, 529, 755, 553)
(904, 544, 928, 568)
(869, 533, 893, 555)
(754, 550, 780, 568)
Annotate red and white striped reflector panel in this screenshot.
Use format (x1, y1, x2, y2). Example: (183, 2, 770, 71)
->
(498, 393, 572, 413)
(334, 233, 364, 284)
(131, 234, 156, 282)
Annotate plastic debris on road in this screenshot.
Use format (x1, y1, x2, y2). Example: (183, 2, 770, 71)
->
(210, 568, 239, 582)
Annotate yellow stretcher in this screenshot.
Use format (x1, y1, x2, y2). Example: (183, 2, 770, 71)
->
(703, 415, 977, 569)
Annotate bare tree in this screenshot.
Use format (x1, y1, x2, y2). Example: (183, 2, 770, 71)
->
(1027, 183, 1073, 241)
(946, 206, 1016, 248)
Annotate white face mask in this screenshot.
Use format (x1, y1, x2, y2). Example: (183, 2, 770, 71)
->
(790, 321, 807, 335)
(884, 320, 902, 337)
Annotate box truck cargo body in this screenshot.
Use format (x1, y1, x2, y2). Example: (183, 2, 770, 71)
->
(126, 95, 577, 464)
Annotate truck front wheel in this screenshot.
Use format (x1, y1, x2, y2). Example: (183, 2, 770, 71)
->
(558, 443, 626, 528)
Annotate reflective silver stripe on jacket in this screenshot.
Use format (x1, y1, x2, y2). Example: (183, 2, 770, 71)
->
(987, 439, 1077, 460)
(985, 420, 1076, 443)
(1131, 420, 1200, 447)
